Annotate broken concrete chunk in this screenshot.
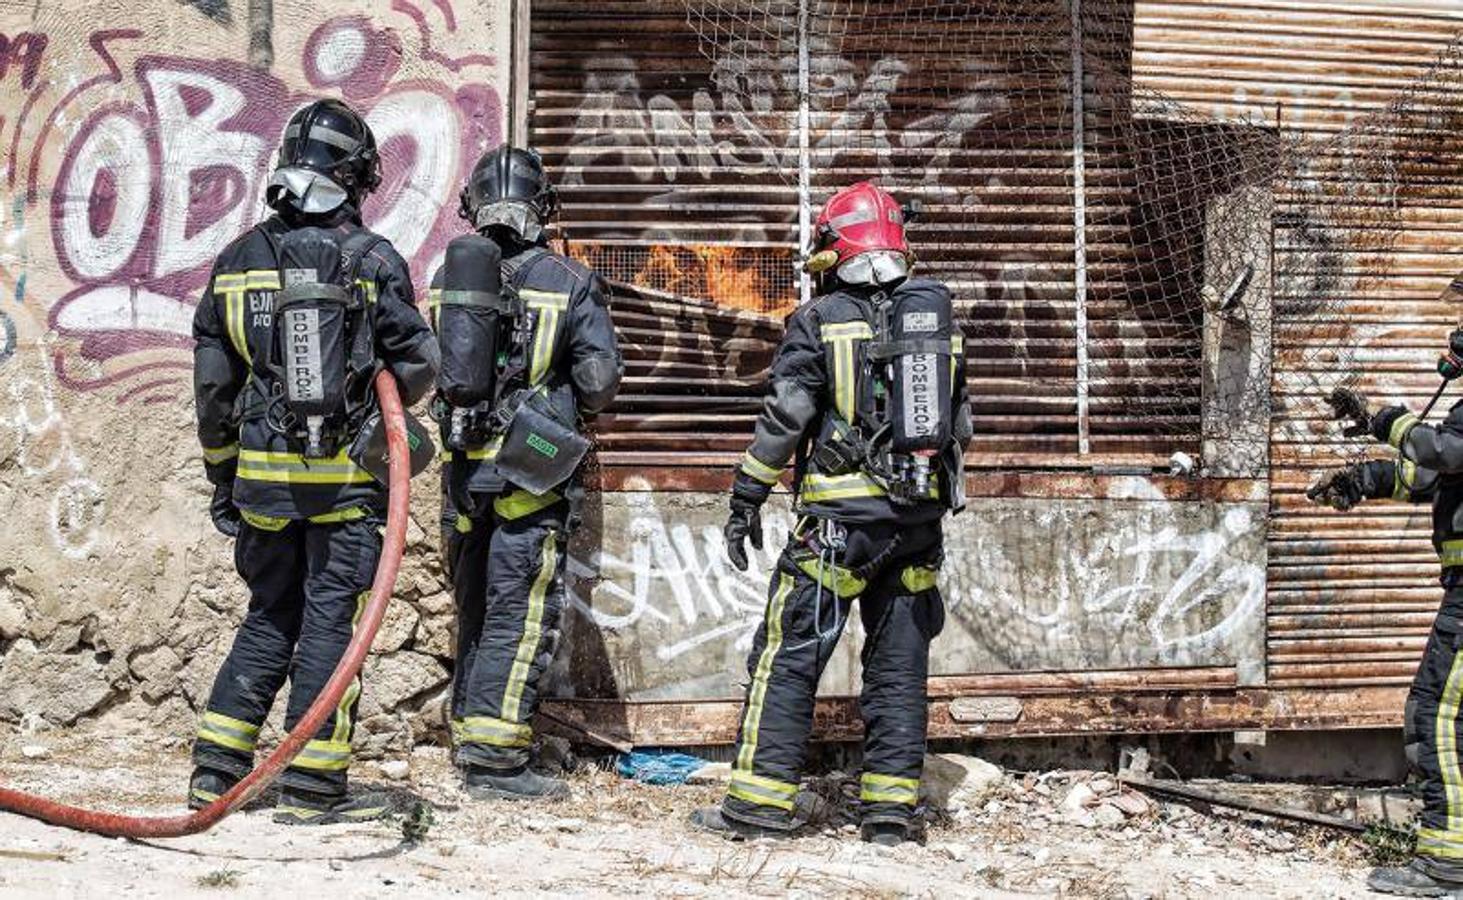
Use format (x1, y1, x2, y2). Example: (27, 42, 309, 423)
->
(921, 753, 1006, 813)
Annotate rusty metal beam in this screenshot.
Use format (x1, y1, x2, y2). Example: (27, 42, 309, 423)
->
(590, 465, 1268, 501)
(539, 685, 1405, 747)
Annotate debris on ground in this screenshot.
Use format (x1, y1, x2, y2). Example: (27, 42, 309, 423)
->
(0, 733, 1394, 897)
(615, 749, 710, 786)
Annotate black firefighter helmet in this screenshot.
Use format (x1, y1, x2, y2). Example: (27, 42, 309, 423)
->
(458, 146, 559, 244)
(266, 99, 381, 214)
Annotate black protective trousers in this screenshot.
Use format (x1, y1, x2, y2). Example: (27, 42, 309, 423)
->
(448, 496, 568, 770)
(193, 516, 381, 796)
(722, 518, 945, 829)
(1409, 588, 1463, 876)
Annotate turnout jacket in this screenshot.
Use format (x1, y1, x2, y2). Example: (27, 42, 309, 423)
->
(193, 207, 438, 520)
(731, 277, 973, 524)
(430, 244, 622, 514)
(1359, 400, 1463, 574)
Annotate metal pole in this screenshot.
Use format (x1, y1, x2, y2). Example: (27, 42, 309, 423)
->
(1070, 0, 1090, 455)
(797, 0, 812, 306)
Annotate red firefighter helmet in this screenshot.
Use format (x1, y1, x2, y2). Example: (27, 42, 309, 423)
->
(805, 181, 915, 287)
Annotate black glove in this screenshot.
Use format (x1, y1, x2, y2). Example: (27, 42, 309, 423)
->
(1325, 388, 1373, 439)
(723, 496, 764, 572)
(1370, 405, 1412, 446)
(210, 482, 241, 537)
(1306, 466, 1363, 511)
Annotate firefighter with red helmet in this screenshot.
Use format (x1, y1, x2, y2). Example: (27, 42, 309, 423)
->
(691, 182, 973, 845)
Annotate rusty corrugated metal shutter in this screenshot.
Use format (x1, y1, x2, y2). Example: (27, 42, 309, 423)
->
(1134, 1, 1463, 686)
(530, 0, 796, 465)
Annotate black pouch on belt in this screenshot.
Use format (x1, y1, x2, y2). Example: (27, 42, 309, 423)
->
(494, 388, 590, 496)
(349, 407, 436, 484)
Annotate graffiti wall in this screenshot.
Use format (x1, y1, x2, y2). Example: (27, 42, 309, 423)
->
(556, 486, 1267, 703)
(0, 0, 509, 747)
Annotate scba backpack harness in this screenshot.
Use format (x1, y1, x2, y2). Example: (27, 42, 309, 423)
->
(806, 280, 958, 506)
(251, 226, 430, 480)
(432, 234, 589, 496)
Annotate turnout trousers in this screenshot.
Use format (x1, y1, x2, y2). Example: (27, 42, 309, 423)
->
(722, 517, 946, 829)
(448, 492, 568, 770)
(1410, 588, 1463, 877)
(193, 514, 382, 796)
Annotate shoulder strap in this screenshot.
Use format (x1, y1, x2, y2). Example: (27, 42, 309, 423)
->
(501, 245, 550, 290)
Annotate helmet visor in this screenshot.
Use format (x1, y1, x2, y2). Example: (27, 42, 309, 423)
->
(836, 250, 910, 287)
(474, 200, 543, 242)
(266, 166, 349, 214)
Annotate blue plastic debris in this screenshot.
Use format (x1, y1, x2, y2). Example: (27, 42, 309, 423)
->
(616, 749, 710, 786)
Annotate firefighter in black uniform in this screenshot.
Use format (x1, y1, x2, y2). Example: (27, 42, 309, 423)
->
(1312, 315, 1463, 895)
(431, 146, 622, 801)
(190, 99, 438, 824)
(691, 182, 972, 846)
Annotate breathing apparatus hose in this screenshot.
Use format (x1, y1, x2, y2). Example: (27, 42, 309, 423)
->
(0, 370, 411, 839)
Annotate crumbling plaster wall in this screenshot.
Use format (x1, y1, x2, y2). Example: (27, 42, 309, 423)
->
(0, 0, 510, 755)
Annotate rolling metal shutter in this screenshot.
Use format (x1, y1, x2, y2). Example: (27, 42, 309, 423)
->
(1133, 1, 1463, 686)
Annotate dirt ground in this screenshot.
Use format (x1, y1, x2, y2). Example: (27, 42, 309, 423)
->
(0, 733, 1393, 899)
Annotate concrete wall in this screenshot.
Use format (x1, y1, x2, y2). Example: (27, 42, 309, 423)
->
(0, 0, 510, 752)
(556, 483, 1267, 703)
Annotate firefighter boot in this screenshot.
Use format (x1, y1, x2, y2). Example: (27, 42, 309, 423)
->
(1367, 860, 1463, 897)
(463, 764, 569, 802)
(688, 805, 800, 841)
(187, 767, 239, 811)
(861, 820, 911, 847)
(273, 787, 393, 826)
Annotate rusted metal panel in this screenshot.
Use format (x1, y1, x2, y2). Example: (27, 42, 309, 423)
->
(1134, 3, 1463, 690)
(540, 684, 1405, 745)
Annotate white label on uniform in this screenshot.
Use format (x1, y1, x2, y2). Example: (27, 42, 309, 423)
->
(283, 308, 325, 403)
(904, 311, 938, 333)
(901, 354, 939, 438)
(284, 268, 317, 287)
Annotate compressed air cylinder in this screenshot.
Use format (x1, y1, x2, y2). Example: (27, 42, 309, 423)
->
(436, 234, 504, 408)
(887, 279, 954, 454)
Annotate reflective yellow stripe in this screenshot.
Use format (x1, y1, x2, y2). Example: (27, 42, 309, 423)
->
(1395, 458, 1419, 501)
(727, 770, 798, 812)
(357, 279, 378, 304)
(860, 772, 920, 806)
(237, 448, 375, 485)
(734, 573, 793, 774)
(463, 435, 505, 461)
(800, 471, 939, 504)
(739, 452, 782, 485)
(834, 337, 856, 424)
(520, 289, 570, 309)
(794, 556, 866, 599)
(1390, 412, 1420, 450)
(243, 270, 281, 291)
(328, 591, 368, 749)
(901, 565, 939, 593)
(951, 334, 964, 354)
(458, 714, 534, 748)
(202, 443, 239, 465)
(292, 739, 352, 772)
(801, 472, 887, 502)
(1441, 540, 1463, 568)
(455, 514, 474, 534)
(819, 322, 873, 340)
(197, 710, 260, 753)
(223, 289, 248, 359)
(1438, 647, 1463, 834)
(1419, 827, 1463, 859)
(240, 510, 291, 532)
(529, 305, 561, 385)
(428, 287, 442, 329)
(501, 531, 558, 723)
(309, 506, 370, 524)
(213, 274, 247, 290)
(494, 488, 562, 521)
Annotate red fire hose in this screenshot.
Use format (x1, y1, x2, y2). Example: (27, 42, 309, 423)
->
(0, 371, 412, 839)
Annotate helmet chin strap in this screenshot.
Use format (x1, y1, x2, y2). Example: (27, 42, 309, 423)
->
(266, 167, 350, 215)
